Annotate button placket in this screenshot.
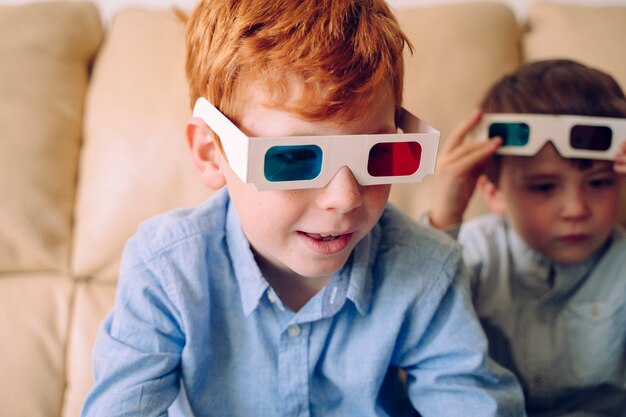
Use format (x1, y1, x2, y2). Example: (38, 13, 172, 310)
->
(288, 324, 301, 337)
(524, 304, 553, 396)
(278, 323, 311, 417)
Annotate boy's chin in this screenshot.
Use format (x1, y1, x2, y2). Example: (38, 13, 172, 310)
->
(288, 259, 350, 281)
(543, 241, 610, 266)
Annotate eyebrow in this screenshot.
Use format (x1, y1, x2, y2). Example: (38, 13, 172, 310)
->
(276, 125, 397, 137)
(520, 164, 615, 182)
(374, 126, 398, 134)
(520, 173, 559, 182)
(582, 161, 614, 174)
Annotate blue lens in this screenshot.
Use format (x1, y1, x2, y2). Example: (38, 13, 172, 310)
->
(489, 122, 530, 146)
(264, 145, 323, 182)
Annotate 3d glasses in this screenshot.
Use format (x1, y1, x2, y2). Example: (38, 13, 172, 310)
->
(473, 113, 626, 160)
(192, 97, 440, 190)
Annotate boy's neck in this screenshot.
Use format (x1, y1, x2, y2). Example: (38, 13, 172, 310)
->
(253, 254, 332, 312)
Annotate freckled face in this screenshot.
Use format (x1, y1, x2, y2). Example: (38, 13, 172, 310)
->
(220, 86, 395, 281)
(497, 144, 620, 264)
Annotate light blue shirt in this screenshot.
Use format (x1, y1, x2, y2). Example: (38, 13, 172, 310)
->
(82, 189, 525, 417)
(458, 214, 626, 416)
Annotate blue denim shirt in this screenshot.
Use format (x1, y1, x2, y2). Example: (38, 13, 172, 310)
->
(459, 214, 626, 416)
(81, 189, 524, 417)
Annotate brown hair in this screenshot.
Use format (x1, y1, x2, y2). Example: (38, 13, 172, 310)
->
(480, 59, 626, 179)
(481, 59, 626, 117)
(185, 0, 412, 124)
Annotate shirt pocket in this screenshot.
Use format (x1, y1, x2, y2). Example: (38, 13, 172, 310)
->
(564, 300, 624, 384)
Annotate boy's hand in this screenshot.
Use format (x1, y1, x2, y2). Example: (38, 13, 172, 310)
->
(430, 109, 501, 229)
(615, 141, 626, 175)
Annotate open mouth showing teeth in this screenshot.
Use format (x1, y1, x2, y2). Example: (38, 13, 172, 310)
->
(306, 233, 341, 242)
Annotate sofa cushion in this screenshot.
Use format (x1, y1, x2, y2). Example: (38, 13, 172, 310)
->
(392, 2, 521, 220)
(0, 274, 73, 417)
(524, 3, 626, 91)
(523, 3, 626, 226)
(62, 280, 117, 417)
(0, 1, 102, 272)
(72, 9, 209, 282)
(398, 2, 521, 137)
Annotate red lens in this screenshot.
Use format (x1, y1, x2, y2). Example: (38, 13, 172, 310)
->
(570, 125, 612, 151)
(367, 141, 421, 177)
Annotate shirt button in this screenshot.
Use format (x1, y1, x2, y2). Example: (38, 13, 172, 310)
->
(288, 324, 301, 337)
(268, 289, 277, 303)
(533, 374, 543, 386)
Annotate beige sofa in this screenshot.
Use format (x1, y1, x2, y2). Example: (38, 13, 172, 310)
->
(1, 1, 625, 416)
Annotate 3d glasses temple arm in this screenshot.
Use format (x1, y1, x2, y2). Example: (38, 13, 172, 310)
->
(399, 108, 440, 136)
(400, 108, 440, 172)
(192, 97, 250, 181)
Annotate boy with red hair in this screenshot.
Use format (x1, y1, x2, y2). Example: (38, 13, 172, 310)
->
(82, 1, 524, 415)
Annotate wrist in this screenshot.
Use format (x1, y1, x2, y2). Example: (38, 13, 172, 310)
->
(429, 208, 463, 230)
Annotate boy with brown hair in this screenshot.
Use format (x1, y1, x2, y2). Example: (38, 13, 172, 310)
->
(81, 1, 524, 416)
(429, 59, 626, 415)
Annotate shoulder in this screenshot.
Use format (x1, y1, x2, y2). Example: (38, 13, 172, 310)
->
(123, 189, 230, 266)
(379, 204, 462, 263)
(373, 204, 466, 296)
(457, 213, 510, 260)
(371, 206, 483, 350)
(573, 227, 626, 316)
(459, 213, 508, 240)
(114, 190, 233, 314)
(596, 227, 626, 277)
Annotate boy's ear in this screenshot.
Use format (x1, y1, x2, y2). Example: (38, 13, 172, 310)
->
(186, 117, 226, 190)
(477, 175, 507, 214)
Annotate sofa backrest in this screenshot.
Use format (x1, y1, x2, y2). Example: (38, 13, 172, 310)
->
(1, 3, 626, 417)
(67, 4, 626, 413)
(74, 2, 626, 286)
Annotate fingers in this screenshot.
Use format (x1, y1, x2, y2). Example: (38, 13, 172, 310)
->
(447, 137, 501, 173)
(444, 130, 500, 159)
(443, 108, 483, 153)
(441, 108, 501, 167)
(430, 109, 500, 230)
(615, 141, 626, 175)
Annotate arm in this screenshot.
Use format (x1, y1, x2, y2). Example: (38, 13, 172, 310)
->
(81, 240, 185, 417)
(429, 109, 501, 229)
(403, 266, 525, 417)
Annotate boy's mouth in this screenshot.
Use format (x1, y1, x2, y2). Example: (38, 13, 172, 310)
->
(305, 233, 341, 242)
(557, 233, 590, 244)
(298, 231, 354, 254)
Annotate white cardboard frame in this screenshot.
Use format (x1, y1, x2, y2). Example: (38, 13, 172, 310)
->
(473, 113, 626, 160)
(193, 97, 440, 190)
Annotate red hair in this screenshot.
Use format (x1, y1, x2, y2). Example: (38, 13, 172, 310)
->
(185, 0, 411, 123)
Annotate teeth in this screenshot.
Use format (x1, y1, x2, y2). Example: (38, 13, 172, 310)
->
(306, 233, 339, 241)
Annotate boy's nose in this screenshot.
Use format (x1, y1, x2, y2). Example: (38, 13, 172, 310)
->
(561, 188, 591, 220)
(317, 166, 363, 213)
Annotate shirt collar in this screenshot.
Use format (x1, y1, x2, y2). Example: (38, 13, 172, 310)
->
(295, 225, 378, 320)
(224, 193, 379, 317)
(346, 222, 379, 315)
(225, 197, 269, 317)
